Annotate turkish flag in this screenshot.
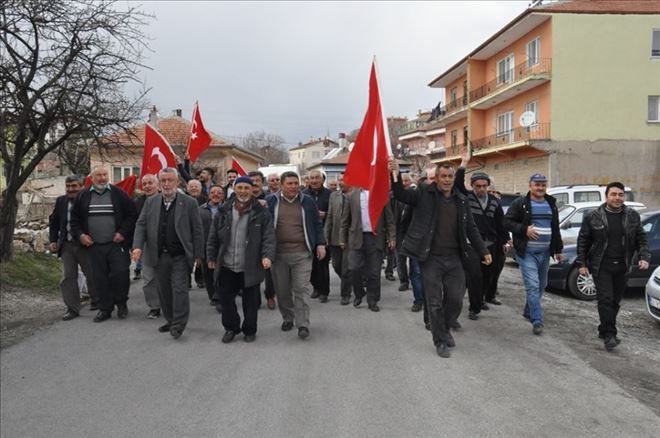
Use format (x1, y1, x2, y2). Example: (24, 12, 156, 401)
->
(141, 123, 177, 177)
(114, 174, 137, 197)
(186, 101, 212, 162)
(343, 59, 392, 230)
(231, 158, 248, 177)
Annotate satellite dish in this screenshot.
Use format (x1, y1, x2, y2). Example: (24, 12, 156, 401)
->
(428, 141, 436, 149)
(520, 111, 536, 127)
(396, 144, 402, 150)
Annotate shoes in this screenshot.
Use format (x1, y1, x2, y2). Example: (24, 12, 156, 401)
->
(267, 297, 276, 310)
(398, 283, 409, 292)
(446, 333, 456, 348)
(615, 336, 622, 345)
(196, 282, 205, 289)
(310, 290, 320, 299)
(116, 304, 128, 320)
(385, 273, 396, 282)
(281, 321, 294, 332)
(215, 304, 223, 314)
(210, 299, 220, 307)
(368, 304, 380, 312)
(340, 296, 351, 306)
(468, 311, 479, 321)
(298, 327, 310, 339)
(522, 313, 530, 321)
(411, 303, 423, 313)
(222, 330, 239, 343)
(89, 303, 99, 311)
(533, 323, 544, 335)
(353, 297, 362, 307)
(450, 321, 462, 330)
(486, 298, 502, 305)
(93, 311, 111, 323)
(436, 343, 451, 358)
(146, 309, 160, 319)
(481, 302, 490, 311)
(62, 310, 79, 321)
(425, 322, 431, 331)
(158, 323, 171, 333)
(319, 295, 328, 303)
(244, 334, 256, 343)
(170, 327, 183, 339)
(133, 270, 141, 280)
(604, 336, 618, 352)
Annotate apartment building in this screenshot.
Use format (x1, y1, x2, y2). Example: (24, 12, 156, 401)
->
(428, 0, 660, 204)
(288, 138, 338, 172)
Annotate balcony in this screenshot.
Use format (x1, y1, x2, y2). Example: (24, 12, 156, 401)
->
(469, 58, 551, 110)
(431, 96, 468, 127)
(471, 123, 550, 154)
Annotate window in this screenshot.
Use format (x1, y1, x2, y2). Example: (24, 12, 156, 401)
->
(554, 193, 569, 208)
(652, 30, 660, 57)
(648, 96, 660, 122)
(527, 37, 540, 67)
(450, 130, 458, 148)
(525, 100, 539, 130)
(497, 54, 515, 85)
(463, 126, 468, 146)
(113, 166, 139, 182)
(496, 111, 514, 143)
(312, 151, 320, 159)
(568, 208, 597, 229)
(574, 191, 601, 203)
(450, 87, 457, 107)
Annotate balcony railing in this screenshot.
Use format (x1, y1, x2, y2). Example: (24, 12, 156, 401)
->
(443, 143, 465, 157)
(432, 96, 468, 120)
(471, 123, 550, 151)
(469, 58, 552, 102)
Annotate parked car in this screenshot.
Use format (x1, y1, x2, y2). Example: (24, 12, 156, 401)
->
(645, 267, 660, 323)
(547, 184, 635, 208)
(547, 210, 660, 300)
(558, 201, 646, 242)
(498, 193, 523, 214)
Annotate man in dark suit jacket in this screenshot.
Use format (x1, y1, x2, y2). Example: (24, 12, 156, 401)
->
(340, 188, 396, 312)
(70, 167, 137, 323)
(132, 167, 204, 339)
(324, 173, 352, 305)
(48, 175, 96, 320)
(199, 185, 224, 309)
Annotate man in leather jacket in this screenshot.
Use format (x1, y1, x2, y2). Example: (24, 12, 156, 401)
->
(576, 182, 650, 352)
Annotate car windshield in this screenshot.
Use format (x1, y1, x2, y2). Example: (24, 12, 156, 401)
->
(558, 205, 576, 223)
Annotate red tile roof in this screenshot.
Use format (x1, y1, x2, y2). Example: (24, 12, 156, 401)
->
(102, 116, 228, 147)
(539, 0, 660, 14)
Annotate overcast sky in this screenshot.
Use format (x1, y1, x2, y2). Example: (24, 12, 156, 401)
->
(138, 1, 531, 147)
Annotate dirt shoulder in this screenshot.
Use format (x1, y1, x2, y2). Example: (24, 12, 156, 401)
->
(1, 286, 63, 349)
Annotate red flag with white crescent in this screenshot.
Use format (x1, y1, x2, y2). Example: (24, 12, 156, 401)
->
(231, 158, 248, 177)
(141, 123, 177, 177)
(186, 101, 212, 162)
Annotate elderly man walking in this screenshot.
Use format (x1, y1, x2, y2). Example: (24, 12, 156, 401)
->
(324, 173, 353, 305)
(304, 170, 333, 302)
(135, 173, 161, 319)
(49, 175, 97, 320)
(132, 168, 204, 339)
(70, 167, 137, 323)
(199, 185, 224, 309)
(207, 176, 276, 343)
(266, 171, 326, 339)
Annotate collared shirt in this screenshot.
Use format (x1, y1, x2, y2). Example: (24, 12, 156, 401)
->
(360, 190, 372, 233)
(66, 199, 73, 241)
(89, 184, 111, 194)
(281, 192, 300, 204)
(163, 193, 177, 211)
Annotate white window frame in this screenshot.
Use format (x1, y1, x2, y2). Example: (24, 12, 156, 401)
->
(112, 166, 138, 183)
(651, 29, 660, 58)
(450, 87, 458, 106)
(497, 53, 515, 85)
(649, 96, 660, 122)
(525, 100, 539, 130)
(496, 111, 514, 143)
(527, 37, 540, 67)
(450, 130, 458, 148)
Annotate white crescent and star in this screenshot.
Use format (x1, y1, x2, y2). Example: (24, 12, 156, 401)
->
(151, 147, 167, 169)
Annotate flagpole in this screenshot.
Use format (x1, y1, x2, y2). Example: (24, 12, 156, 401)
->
(185, 100, 198, 159)
(373, 56, 398, 183)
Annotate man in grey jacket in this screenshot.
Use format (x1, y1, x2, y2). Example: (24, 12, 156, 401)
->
(132, 167, 204, 339)
(207, 176, 276, 343)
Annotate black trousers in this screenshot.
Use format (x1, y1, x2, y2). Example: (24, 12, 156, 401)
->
(482, 244, 505, 301)
(202, 262, 216, 302)
(264, 269, 275, 300)
(310, 253, 330, 296)
(421, 254, 465, 346)
(330, 245, 352, 297)
(465, 246, 484, 314)
(593, 260, 627, 339)
(88, 243, 130, 312)
(349, 233, 383, 306)
(156, 253, 190, 330)
(397, 250, 409, 285)
(194, 263, 204, 287)
(219, 267, 260, 336)
(385, 248, 396, 275)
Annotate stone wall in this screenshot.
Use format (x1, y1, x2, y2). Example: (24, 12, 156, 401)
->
(12, 221, 51, 254)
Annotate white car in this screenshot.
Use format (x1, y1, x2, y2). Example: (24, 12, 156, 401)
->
(645, 266, 660, 323)
(548, 184, 635, 208)
(558, 201, 646, 243)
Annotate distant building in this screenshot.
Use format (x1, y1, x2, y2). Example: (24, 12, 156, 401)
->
(288, 137, 338, 172)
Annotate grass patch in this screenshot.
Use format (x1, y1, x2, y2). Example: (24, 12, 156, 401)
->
(0, 253, 61, 293)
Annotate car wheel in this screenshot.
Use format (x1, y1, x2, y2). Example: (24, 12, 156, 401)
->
(567, 267, 597, 301)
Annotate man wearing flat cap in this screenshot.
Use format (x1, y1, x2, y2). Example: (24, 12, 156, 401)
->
(504, 172, 564, 336)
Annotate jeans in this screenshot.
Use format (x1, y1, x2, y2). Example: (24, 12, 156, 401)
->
(409, 257, 423, 305)
(517, 250, 550, 326)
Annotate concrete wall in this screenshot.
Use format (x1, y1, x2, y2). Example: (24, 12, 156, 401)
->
(551, 14, 660, 141)
(468, 155, 549, 195)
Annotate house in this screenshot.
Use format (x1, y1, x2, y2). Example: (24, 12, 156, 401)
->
(288, 137, 339, 172)
(396, 111, 446, 172)
(427, 0, 660, 204)
(91, 108, 263, 185)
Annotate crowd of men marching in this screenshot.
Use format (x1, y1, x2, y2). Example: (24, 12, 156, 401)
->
(49, 153, 650, 357)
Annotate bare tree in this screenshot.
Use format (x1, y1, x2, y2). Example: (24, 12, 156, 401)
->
(240, 130, 288, 165)
(0, 0, 152, 261)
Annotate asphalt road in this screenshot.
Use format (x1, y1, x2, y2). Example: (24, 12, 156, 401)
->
(2, 266, 660, 438)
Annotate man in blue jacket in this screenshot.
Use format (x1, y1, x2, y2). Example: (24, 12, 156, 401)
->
(266, 171, 326, 340)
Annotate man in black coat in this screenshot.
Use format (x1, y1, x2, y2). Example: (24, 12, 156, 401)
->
(389, 159, 491, 358)
(303, 170, 333, 302)
(48, 175, 96, 320)
(70, 167, 137, 322)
